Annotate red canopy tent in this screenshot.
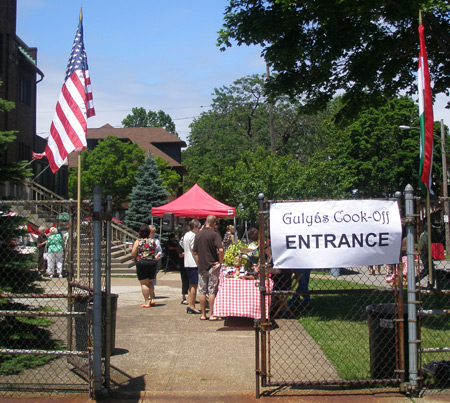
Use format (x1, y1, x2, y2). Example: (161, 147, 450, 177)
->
(151, 184, 236, 218)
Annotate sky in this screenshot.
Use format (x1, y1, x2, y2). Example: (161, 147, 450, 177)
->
(16, 0, 266, 143)
(16, 0, 450, 146)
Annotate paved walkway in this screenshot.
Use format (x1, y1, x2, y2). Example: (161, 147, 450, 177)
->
(6, 269, 447, 402)
(99, 270, 446, 401)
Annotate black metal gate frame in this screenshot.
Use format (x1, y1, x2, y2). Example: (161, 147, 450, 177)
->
(254, 195, 407, 398)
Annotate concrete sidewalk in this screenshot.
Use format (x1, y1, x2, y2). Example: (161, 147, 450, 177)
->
(97, 270, 446, 402)
(4, 269, 449, 402)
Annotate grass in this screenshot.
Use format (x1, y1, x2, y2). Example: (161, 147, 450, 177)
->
(0, 301, 63, 375)
(293, 276, 450, 381)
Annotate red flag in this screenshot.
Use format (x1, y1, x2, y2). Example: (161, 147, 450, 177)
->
(418, 23, 434, 195)
(45, 18, 95, 173)
(32, 151, 46, 159)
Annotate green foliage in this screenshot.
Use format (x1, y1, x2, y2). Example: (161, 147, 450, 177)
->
(331, 96, 421, 197)
(223, 240, 247, 266)
(0, 81, 32, 185)
(125, 154, 168, 231)
(68, 136, 145, 209)
(0, 301, 61, 375)
(218, 1, 450, 113)
(154, 156, 181, 198)
(218, 147, 350, 221)
(122, 107, 177, 134)
(0, 207, 59, 375)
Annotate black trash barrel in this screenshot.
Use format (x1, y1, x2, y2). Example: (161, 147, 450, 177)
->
(435, 269, 450, 290)
(102, 293, 118, 356)
(74, 293, 118, 357)
(366, 303, 408, 380)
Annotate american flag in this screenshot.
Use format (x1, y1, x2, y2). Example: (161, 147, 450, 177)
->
(44, 18, 95, 173)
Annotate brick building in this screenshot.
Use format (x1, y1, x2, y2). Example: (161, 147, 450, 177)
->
(0, 0, 53, 197)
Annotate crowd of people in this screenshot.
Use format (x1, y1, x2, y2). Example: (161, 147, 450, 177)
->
(131, 216, 444, 318)
(133, 215, 226, 320)
(132, 216, 314, 319)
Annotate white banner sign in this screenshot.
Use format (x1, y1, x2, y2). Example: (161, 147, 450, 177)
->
(270, 200, 402, 269)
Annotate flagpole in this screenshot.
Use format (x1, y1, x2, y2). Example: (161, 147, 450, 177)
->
(76, 8, 83, 281)
(426, 190, 433, 286)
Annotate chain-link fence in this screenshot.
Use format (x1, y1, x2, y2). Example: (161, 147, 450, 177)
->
(265, 266, 402, 389)
(257, 195, 450, 398)
(0, 200, 96, 395)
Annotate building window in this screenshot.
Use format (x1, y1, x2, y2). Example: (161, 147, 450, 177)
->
(19, 75, 31, 105)
(19, 142, 31, 161)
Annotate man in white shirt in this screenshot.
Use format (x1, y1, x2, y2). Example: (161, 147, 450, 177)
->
(184, 219, 201, 314)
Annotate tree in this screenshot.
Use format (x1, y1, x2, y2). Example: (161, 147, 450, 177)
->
(218, 147, 351, 222)
(124, 155, 168, 231)
(331, 96, 421, 197)
(122, 107, 177, 134)
(0, 86, 56, 374)
(218, 1, 450, 114)
(154, 156, 181, 198)
(183, 75, 329, 188)
(68, 136, 145, 209)
(0, 82, 32, 184)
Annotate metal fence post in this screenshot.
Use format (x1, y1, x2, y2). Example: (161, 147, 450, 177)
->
(92, 186, 104, 396)
(395, 190, 406, 384)
(104, 195, 112, 390)
(257, 192, 266, 398)
(405, 184, 418, 391)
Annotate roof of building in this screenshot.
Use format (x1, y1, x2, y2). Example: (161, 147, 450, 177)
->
(68, 124, 187, 168)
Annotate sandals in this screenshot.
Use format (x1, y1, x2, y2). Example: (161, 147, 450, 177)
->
(181, 299, 188, 305)
(187, 307, 201, 314)
(140, 303, 151, 308)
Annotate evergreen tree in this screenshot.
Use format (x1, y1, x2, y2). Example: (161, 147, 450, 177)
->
(0, 84, 58, 374)
(0, 81, 32, 184)
(125, 154, 168, 231)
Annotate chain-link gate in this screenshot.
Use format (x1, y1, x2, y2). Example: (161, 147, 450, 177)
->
(0, 196, 114, 398)
(416, 195, 450, 397)
(255, 192, 450, 398)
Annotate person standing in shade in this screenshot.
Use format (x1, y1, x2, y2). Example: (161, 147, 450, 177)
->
(417, 221, 436, 288)
(222, 225, 235, 251)
(37, 226, 47, 274)
(184, 219, 201, 314)
(46, 227, 64, 278)
(193, 215, 223, 321)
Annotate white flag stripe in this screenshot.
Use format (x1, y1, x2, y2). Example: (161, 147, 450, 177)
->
(44, 19, 95, 173)
(418, 58, 424, 115)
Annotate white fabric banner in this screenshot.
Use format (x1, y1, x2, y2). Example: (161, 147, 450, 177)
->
(270, 200, 402, 269)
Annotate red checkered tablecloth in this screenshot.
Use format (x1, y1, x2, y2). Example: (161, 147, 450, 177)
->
(214, 271, 273, 319)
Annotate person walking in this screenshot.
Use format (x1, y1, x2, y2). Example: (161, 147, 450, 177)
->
(183, 219, 202, 314)
(131, 224, 161, 308)
(193, 215, 224, 321)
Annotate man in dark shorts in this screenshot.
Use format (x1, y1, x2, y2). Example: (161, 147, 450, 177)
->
(193, 215, 223, 321)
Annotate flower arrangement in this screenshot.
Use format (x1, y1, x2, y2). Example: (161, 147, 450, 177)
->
(223, 240, 247, 267)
